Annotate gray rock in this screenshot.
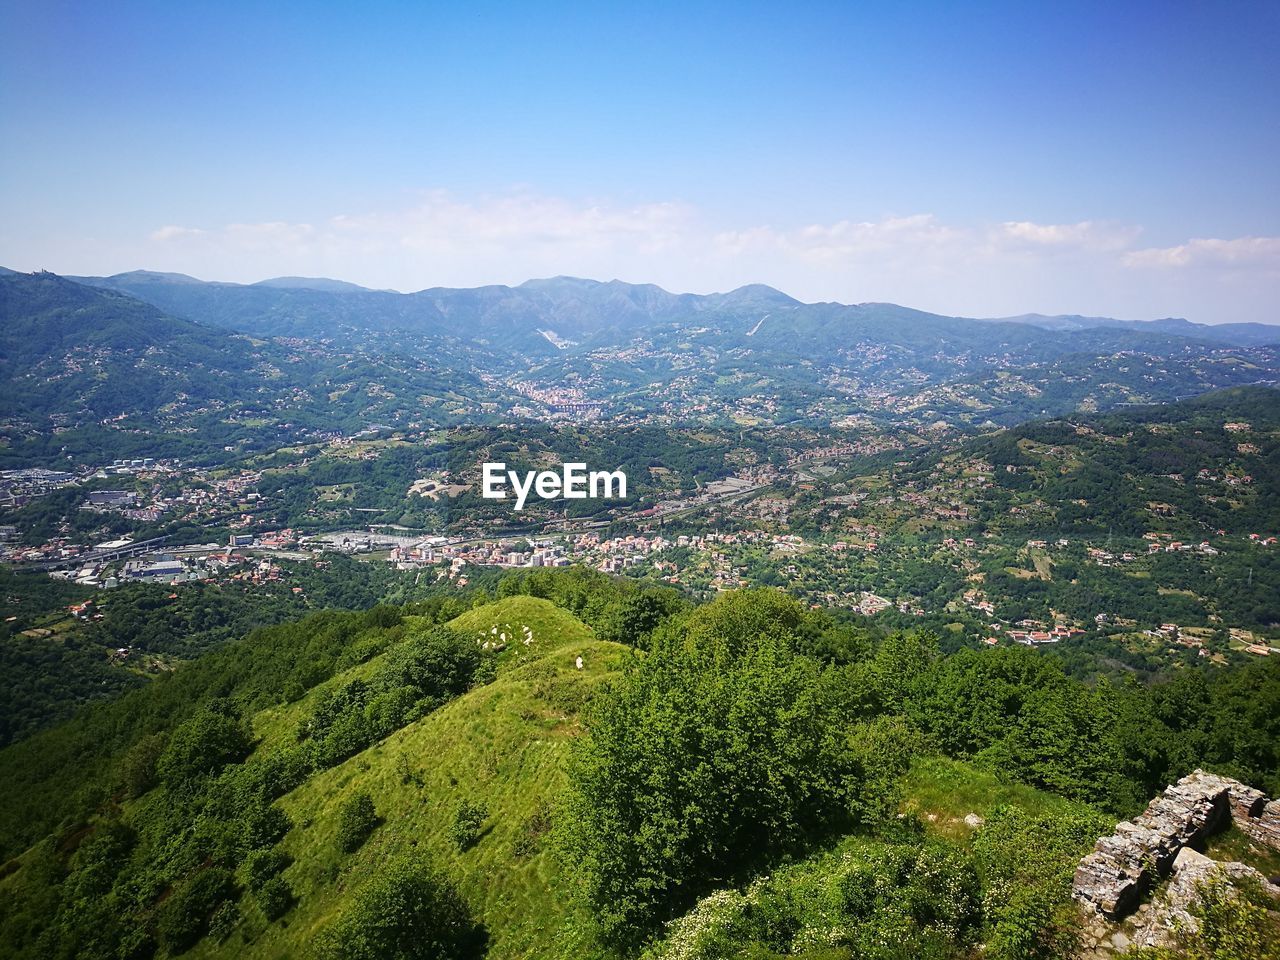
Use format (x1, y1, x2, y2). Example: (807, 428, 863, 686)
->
(1071, 769, 1279, 918)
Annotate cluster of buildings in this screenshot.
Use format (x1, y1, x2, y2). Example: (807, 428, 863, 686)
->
(0, 467, 78, 509)
(64, 544, 264, 588)
(1144, 540, 1221, 556)
(1003, 624, 1085, 645)
(636, 471, 772, 520)
(787, 437, 905, 464)
(507, 379, 605, 419)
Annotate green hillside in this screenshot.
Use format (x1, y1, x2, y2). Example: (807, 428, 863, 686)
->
(955, 385, 1280, 536)
(0, 271, 262, 427)
(2, 580, 1278, 960)
(0, 596, 627, 960)
(193, 596, 625, 960)
(0, 271, 491, 467)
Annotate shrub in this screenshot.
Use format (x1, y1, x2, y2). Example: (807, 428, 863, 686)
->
(1126, 873, 1280, 960)
(256, 875, 294, 921)
(847, 715, 928, 825)
(972, 806, 1108, 960)
(450, 800, 488, 851)
(645, 838, 980, 960)
(157, 707, 252, 789)
(376, 626, 481, 708)
(208, 901, 240, 942)
(336, 791, 378, 853)
(315, 854, 485, 960)
(242, 800, 293, 849)
(559, 590, 859, 943)
(242, 847, 290, 891)
(157, 867, 236, 953)
(117, 733, 167, 799)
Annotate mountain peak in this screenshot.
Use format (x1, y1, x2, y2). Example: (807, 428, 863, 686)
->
(719, 283, 800, 305)
(253, 276, 372, 293)
(517, 276, 604, 291)
(107, 269, 205, 284)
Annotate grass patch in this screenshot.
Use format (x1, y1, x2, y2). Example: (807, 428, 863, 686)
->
(1203, 823, 1280, 878)
(900, 755, 1097, 841)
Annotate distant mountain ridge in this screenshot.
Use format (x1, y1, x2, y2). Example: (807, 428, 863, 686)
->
(2, 268, 1276, 467)
(5, 269, 1275, 393)
(989, 311, 1280, 347)
(49, 267, 1276, 352)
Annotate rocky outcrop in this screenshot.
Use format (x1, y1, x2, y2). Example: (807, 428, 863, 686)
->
(1072, 770, 1280, 918)
(1130, 847, 1280, 949)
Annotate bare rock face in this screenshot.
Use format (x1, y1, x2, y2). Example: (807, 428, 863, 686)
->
(1072, 769, 1280, 919)
(1130, 847, 1280, 950)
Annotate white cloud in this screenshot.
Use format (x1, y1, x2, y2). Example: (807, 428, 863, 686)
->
(714, 214, 964, 263)
(147, 191, 696, 286)
(149, 225, 207, 242)
(998, 220, 1141, 252)
(1123, 235, 1280, 270)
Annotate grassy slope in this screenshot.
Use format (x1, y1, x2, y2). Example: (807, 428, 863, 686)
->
(197, 596, 626, 960)
(900, 754, 1097, 840)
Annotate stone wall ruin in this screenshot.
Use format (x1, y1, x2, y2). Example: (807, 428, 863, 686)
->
(1072, 769, 1280, 918)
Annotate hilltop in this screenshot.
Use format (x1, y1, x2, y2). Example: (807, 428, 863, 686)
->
(0, 592, 628, 959)
(202, 595, 624, 960)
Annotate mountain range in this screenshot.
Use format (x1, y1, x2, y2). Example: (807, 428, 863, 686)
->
(2, 267, 1278, 467)
(70, 269, 1280, 351)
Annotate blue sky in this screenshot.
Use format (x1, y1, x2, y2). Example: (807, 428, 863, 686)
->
(1, 0, 1277, 322)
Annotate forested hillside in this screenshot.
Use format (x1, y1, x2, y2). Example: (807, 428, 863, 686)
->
(961, 386, 1280, 536)
(1, 570, 1276, 960)
(0, 272, 493, 466)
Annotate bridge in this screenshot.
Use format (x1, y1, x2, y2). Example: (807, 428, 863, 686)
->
(19, 536, 172, 573)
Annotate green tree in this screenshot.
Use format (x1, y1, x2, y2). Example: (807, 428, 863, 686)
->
(336, 791, 378, 853)
(255, 875, 294, 921)
(450, 799, 488, 851)
(117, 732, 167, 799)
(599, 592, 680, 648)
(157, 867, 236, 953)
(315, 854, 486, 960)
(242, 847, 290, 890)
(156, 706, 252, 789)
(560, 590, 860, 944)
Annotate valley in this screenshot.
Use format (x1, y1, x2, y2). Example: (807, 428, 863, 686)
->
(1, 267, 1278, 960)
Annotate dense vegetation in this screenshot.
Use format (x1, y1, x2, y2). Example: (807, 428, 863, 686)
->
(4, 263, 1278, 959)
(557, 588, 1280, 955)
(1, 571, 1277, 960)
(958, 386, 1280, 537)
